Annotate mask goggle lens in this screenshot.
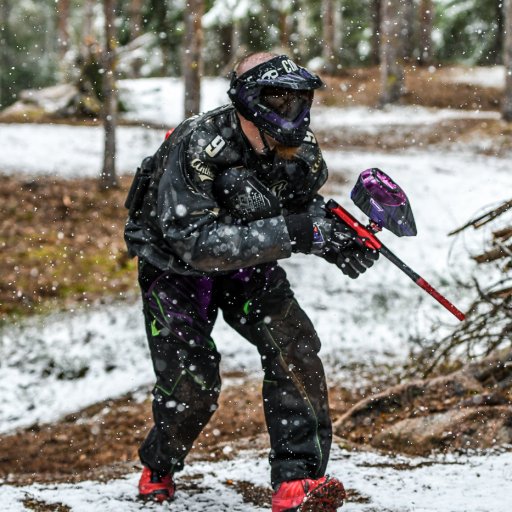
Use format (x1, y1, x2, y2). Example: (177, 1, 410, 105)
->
(260, 88, 313, 121)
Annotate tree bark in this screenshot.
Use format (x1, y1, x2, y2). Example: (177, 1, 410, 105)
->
(82, 0, 95, 42)
(503, 0, 512, 121)
(183, 0, 204, 119)
(129, 0, 144, 40)
(0, 0, 11, 109)
(403, 0, 415, 63)
(296, 0, 310, 63)
(100, 0, 118, 189)
(321, 0, 336, 75)
(379, 0, 406, 105)
(56, 0, 70, 57)
(228, 18, 246, 68)
(278, 6, 290, 52)
(418, 0, 434, 66)
(370, 0, 381, 65)
(333, 3, 343, 64)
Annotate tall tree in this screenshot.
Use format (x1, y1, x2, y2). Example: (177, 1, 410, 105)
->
(504, 0, 512, 121)
(183, 0, 204, 118)
(129, 0, 144, 41)
(403, 0, 415, 63)
(322, 0, 337, 74)
(379, 0, 406, 105)
(277, 0, 294, 53)
(100, 0, 118, 189)
(0, 0, 11, 109)
(418, 0, 434, 66)
(56, 0, 70, 58)
(81, 0, 96, 43)
(295, 0, 311, 63)
(370, 0, 381, 65)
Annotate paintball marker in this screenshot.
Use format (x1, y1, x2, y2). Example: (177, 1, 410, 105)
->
(326, 168, 466, 322)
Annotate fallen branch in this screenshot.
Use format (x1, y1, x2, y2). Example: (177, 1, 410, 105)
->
(448, 199, 512, 236)
(473, 243, 512, 263)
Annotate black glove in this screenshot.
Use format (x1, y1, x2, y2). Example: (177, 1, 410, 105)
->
(322, 242, 379, 279)
(213, 167, 281, 222)
(285, 213, 379, 279)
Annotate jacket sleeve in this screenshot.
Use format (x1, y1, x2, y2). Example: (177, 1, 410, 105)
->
(156, 138, 293, 273)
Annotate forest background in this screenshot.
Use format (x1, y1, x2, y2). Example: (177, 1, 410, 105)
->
(2, 0, 512, 115)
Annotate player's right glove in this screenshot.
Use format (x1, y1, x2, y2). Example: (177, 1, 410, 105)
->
(285, 213, 379, 279)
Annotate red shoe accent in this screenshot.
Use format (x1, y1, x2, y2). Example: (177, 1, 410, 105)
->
(138, 466, 176, 503)
(272, 475, 346, 512)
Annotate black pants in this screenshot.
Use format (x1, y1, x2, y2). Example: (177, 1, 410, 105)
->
(137, 260, 332, 487)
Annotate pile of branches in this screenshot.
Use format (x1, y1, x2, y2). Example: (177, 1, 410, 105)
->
(412, 199, 512, 377)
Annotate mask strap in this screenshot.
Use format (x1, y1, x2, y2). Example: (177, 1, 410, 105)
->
(258, 127, 273, 155)
(228, 70, 239, 92)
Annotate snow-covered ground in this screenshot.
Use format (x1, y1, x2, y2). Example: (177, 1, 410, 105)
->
(2, 446, 511, 511)
(1, 76, 511, 510)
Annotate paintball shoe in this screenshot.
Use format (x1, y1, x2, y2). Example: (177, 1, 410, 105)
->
(138, 466, 176, 503)
(272, 475, 346, 511)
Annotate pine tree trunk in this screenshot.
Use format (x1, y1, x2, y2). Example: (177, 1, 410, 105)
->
(403, 0, 414, 63)
(380, 0, 406, 105)
(370, 0, 381, 65)
(56, 0, 70, 57)
(100, 0, 118, 189)
(183, 0, 203, 119)
(278, 8, 290, 52)
(504, 0, 512, 121)
(0, 0, 11, 109)
(492, 3, 504, 66)
(231, 18, 242, 57)
(296, 0, 310, 64)
(322, 0, 336, 75)
(83, 0, 95, 41)
(129, 0, 143, 40)
(229, 18, 245, 66)
(418, 0, 434, 66)
(333, 4, 343, 64)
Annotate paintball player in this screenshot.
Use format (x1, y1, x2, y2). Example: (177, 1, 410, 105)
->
(124, 52, 379, 511)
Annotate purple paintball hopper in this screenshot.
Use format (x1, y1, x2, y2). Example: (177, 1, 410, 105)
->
(350, 168, 417, 237)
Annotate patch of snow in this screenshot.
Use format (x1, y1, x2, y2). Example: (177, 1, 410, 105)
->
(203, 0, 257, 27)
(0, 124, 164, 177)
(0, 104, 504, 178)
(118, 77, 230, 126)
(441, 66, 505, 89)
(311, 105, 500, 132)
(0, 304, 152, 433)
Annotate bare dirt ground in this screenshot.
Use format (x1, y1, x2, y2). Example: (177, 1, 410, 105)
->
(319, 65, 503, 111)
(1, 66, 511, 509)
(0, 175, 137, 319)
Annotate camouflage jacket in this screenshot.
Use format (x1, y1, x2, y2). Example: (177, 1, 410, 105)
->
(124, 104, 328, 274)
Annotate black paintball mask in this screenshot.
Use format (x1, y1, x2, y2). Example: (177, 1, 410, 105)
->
(228, 55, 324, 147)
